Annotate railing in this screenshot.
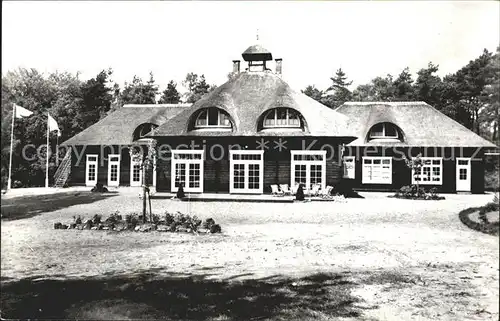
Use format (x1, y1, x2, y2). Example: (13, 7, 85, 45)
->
(53, 147, 71, 187)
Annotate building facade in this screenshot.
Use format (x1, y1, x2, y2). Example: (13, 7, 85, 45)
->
(61, 45, 497, 194)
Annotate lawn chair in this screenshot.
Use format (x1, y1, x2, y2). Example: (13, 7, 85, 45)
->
(310, 184, 321, 197)
(319, 185, 333, 198)
(279, 184, 292, 195)
(270, 184, 284, 196)
(291, 183, 301, 195)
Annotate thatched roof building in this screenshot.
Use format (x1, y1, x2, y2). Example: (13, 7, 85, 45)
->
(336, 102, 497, 148)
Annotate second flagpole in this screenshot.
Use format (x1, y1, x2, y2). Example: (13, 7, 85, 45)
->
(45, 113, 50, 188)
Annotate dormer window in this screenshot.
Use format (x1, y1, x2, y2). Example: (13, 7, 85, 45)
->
(368, 122, 400, 139)
(194, 108, 232, 128)
(133, 123, 158, 141)
(263, 108, 301, 128)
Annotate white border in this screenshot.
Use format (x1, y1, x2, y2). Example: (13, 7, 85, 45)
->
(171, 149, 204, 193)
(229, 149, 264, 194)
(85, 154, 98, 187)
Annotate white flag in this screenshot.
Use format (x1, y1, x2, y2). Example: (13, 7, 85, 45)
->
(14, 104, 33, 119)
(48, 113, 61, 137)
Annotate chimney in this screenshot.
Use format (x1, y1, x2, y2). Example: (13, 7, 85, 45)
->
(232, 60, 240, 73)
(275, 58, 282, 75)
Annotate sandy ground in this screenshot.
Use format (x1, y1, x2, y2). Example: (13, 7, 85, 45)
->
(1, 191, 498, 320)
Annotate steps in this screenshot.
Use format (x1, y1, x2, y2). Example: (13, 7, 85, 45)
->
(53, 148, 71, 188)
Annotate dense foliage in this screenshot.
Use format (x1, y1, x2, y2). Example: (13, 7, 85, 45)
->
(1, 70, 208, 188)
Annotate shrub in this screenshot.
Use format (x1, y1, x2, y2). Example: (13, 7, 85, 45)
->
(203, 218, 215, 229)
(152, 214, 160, 224)
(393, 185, 444, 200)
(105, 211, 121, 225)
(164, 212, 174, 225)
(210, 224, 221, 233)
(72, 215, 83, 225)
(92, 214, 102, 225)
(295, 184, 305, 201)
(176, 184, 186, 199)
(125, 214, 139, 228)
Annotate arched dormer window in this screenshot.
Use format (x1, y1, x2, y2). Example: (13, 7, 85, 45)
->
(192, 107, 233, 129)
(368, 122, 402, 140)
(133, 123, 158, 141)
(262, 108, 302, 128)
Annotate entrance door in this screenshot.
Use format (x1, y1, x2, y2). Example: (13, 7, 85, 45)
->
(291, 151, 326, 191)
(456, 158, 471, 192)
(108, 154, 120, 187)
(171, 150, 204, 193)
(130, 155, 142, 187)
(229, 150, 264, 194)
(85, 154, 98, 186)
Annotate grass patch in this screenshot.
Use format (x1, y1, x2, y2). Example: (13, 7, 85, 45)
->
(0, 271, 362, 320)
(1, 192, 117, 221)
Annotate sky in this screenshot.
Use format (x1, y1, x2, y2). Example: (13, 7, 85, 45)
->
(2, 1, 499, 94)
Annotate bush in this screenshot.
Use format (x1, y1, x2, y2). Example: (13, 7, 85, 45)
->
(210, 224, 221, 233)
(72, 215, 83, 225)
(393, 185, 444, 200)
(92, 214, 102, 225)
(203, 218, 215, 229)
(295, 184, 305, 201)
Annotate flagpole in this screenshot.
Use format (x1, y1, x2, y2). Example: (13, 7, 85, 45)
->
(45, 113, 50, 188)
(7, 104, 15, 191)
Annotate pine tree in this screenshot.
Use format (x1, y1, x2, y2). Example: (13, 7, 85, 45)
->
(159, 80, 181, 104)
(325, 68, 353, 108)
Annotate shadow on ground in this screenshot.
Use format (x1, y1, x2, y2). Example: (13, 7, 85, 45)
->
(0, 270, 366, 320)
(0, 192, 118, 221)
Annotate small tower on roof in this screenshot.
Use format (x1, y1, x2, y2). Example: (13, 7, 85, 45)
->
(241, 30, 273, 72)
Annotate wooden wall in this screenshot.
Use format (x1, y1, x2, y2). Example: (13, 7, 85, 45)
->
(344, 146, 486, 193)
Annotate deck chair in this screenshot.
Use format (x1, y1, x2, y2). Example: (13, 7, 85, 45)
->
(319, 185, 333, 198)
(279, 184, 292, 195)
(270, 184, 284, 196)
(291, 183, 300, 195)
(310, 184, 321, 197)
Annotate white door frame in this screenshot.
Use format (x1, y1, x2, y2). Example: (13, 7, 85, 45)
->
(290, 150, 327, 191)
(229, 150, 264, 194)
(107, 154, 121, 187)
(171, 149, 204, 193)
(130, 154, 143, 187)
(85, 154, 98, 187)
(456, 157, 471, 192)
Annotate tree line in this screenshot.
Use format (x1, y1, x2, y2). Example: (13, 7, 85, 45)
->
(302, 47, 499, 146)
(1, 70, 215, 188)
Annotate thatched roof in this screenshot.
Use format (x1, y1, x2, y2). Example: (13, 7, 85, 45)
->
(335, 102, 497, 147)
(242, 44, 273, 61)
(62, 104, 190, 146)
(150, 71, 355, 138)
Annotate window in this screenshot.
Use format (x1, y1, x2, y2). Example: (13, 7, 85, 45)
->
(133, 123, 158, 141)
(368, 122, 400, 139)
(194, 108, 231, 128)
(171, 150, 204, 193)
(343, 156, 355, 179)
(412, 157, 442, 185)
(290, 151, 326, 191)
(362, 157, 392, 184)
(263, 108, 301, 128)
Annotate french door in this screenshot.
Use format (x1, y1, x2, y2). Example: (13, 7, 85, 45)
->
(85, 154, 98, 186)
(107, 154, 121, 187)
(456, 158, 471, 192)
(171, 150, 204, 193)
(130, 154, 143, 187)
(291, 151, 326, 191)
(229, 150, 264, 194)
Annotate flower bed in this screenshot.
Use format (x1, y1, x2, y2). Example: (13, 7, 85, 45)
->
(53, 211, 222, 234)
(458, 195, 499, 235)
(390, 185, 445, 200)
